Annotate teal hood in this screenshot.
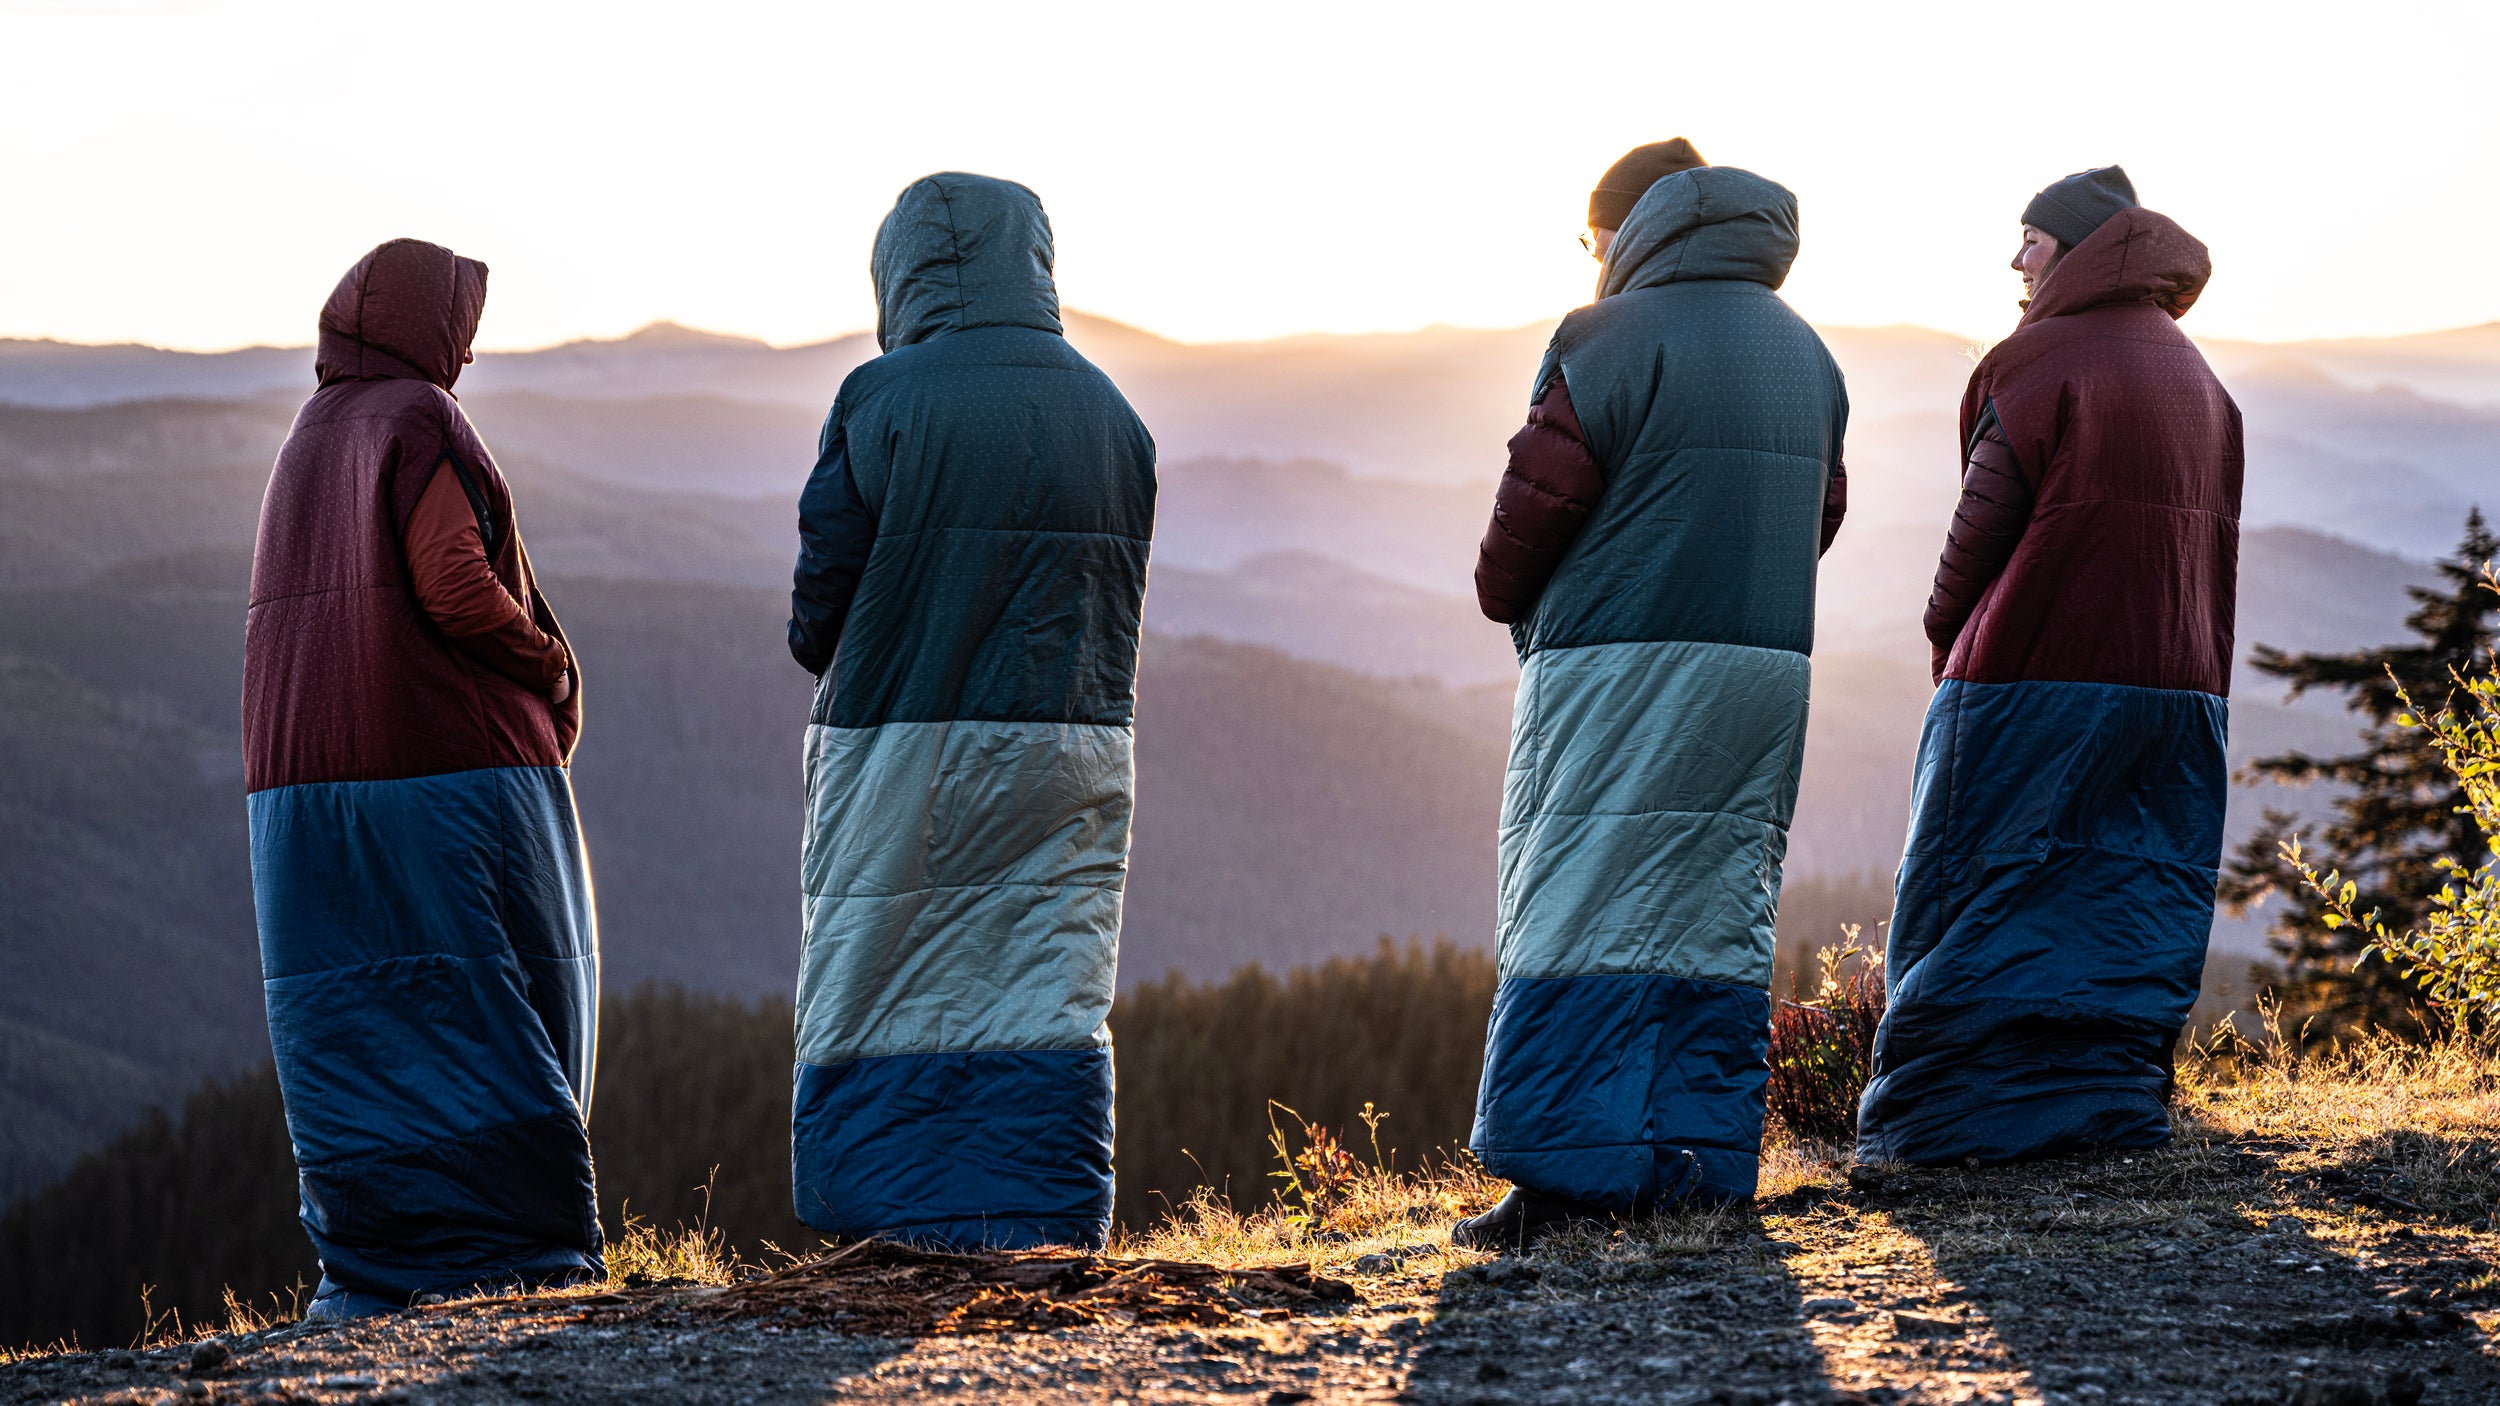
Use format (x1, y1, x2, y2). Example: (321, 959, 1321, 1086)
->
(872, 173, 1064, 351)
(1599, 166, 1800, 299)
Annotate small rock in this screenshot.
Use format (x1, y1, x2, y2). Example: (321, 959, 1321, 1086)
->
(1265, 1391, 1315, 1404)
(105, 1351, 137, 1369)
(1404, 1206, 1438, 1225)
(1349, 1254, 1396, 1274)
(1800, 1296, 1856, 1316)
(181, 1384, 208, 1400)
(1478, 1260, 1540, 1288)
(415, 1292, 447, 1305)
(2024, 1210, 2057, 1231)
(2420, 1307, 2468, 1336)
(187, 1339, 230, 1375)
(1845, 1165, 1890, 1192)
(2387, 1369, 2428, 1406)
(1475, 1361, 1509, 1382)
(1891, 1310, 1960, 1337)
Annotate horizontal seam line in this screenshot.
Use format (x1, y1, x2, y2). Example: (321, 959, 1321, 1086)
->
(249, 583, 411, 607)
(1481, 1137, 1758, 1155)
(1901, 845, 2219, 866)
(1521, 641, 1808, 661)
(1622, 447, 1835, 463)
(1503, 806, 1787, 825)
(804, 879, 1127, 899)
(795, 1046, 1108, 1069)
(1496, 970, 1770, 996)
(868, 526, 1150, 541)
(292, 1109, 580, 1171)
(2029, 499, 2236, 518)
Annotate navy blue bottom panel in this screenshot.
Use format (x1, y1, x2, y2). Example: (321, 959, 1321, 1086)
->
(1857, 679, 2225, 1166)
(1469, 972, 1769, 1210)
(793, 1049, 1113, 1250)
(250, 766, 603, 1301)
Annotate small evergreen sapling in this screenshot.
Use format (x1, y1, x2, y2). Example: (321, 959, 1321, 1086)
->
(2221, 511, 2500, 1038)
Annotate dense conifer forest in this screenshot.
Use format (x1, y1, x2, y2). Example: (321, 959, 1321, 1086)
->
(0, 942, 1504, 1351)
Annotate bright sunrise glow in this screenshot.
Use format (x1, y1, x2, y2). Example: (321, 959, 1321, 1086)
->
(4, 0, 2496, 352)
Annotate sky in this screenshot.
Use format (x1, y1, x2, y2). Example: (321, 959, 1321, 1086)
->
(3, 0, 2496, 353)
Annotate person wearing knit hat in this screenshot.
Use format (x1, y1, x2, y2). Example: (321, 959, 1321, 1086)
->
(2022, 166, 2137, 250)
(1583, 138, 1707, 259)
(1856, 171, 2242, 1169)
(2011, 166, 2137, 305)
(1458, 152, 1848, 1249)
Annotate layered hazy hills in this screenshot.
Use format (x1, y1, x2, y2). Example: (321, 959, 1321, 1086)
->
(1, 312, 2492, 1203)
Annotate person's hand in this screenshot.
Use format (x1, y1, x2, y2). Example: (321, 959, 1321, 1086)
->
(550, 670, 573, 706)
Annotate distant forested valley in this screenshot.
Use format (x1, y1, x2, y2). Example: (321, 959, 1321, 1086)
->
(3, 312, 2494, 1346)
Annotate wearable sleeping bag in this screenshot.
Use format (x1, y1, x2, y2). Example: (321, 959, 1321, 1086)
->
(244, 239, 601, 1316)
(1856, 206, 2243, 1165)
(1468, 167, 1849, 1209)
(786, 174, 1156, 1249)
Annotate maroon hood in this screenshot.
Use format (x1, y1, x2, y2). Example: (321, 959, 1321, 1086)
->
(315, 238, 488, 390)
(2021, 208, 2211, 327)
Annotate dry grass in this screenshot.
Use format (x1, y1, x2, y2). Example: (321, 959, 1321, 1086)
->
(599, 1210, 743, 1290)
(57, 1030, 2500, 1361)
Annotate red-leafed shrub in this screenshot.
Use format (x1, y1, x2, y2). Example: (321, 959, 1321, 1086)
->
(1767, 930, 1887, 1146)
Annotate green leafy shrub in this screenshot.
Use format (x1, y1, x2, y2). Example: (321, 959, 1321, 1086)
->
(2285, 570, 2500, 1026)
(2225, 514, 2500, 1037)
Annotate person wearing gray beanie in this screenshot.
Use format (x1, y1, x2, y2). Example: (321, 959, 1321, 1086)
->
(2021, 165, 2137, 250)
(2012, 167, 2138, 301)
(1857, 163, 2240, 1172)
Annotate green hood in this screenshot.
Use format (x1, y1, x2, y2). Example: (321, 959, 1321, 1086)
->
(1599, 166, 1800, 299)
(872, 173, 1064, 352)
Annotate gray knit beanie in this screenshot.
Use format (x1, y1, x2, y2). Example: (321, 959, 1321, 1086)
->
(2021, 166, 2138, 249)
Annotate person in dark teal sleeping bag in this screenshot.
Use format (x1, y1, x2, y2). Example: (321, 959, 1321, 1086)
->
(1457, 141, 1849, 1248)
(786, 173, 1156, 1250)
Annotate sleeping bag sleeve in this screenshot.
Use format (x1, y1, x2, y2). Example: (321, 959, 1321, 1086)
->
(1475, 375, 1605, 623)
(405, 462, 571, 692)
(1821, 456, 1848, 557)
(789, 417, 874, 677)
(1924, 400, 2033, 678)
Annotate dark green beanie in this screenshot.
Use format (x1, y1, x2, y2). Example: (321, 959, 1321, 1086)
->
(2021, 166, 2138, 250)
(1588, 138, 1707, 230)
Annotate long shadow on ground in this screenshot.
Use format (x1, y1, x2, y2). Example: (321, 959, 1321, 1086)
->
(1405, 1206, 1835, 1405)
(1867, 1128, 2500, 1406)
(1401, 1123, 2500, 1406)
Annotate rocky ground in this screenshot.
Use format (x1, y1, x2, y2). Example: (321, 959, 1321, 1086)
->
(9, 1047, 2500, 1405)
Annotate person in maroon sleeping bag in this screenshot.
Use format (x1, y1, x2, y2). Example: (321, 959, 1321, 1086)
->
(1856, 168, 2244, 1166)
(245, 238, 601, 1317)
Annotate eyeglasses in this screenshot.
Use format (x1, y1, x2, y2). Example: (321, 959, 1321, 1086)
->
(1578, 231, 1598, 258)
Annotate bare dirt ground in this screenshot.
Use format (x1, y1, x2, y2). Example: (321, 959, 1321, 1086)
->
(10, 1045, 2500, 1405)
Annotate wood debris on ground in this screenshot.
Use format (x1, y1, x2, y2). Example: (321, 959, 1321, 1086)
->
(567, 1239, 1362, 1336)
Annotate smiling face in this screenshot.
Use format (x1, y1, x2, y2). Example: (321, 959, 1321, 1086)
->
(2012, 224, 2063, 301)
